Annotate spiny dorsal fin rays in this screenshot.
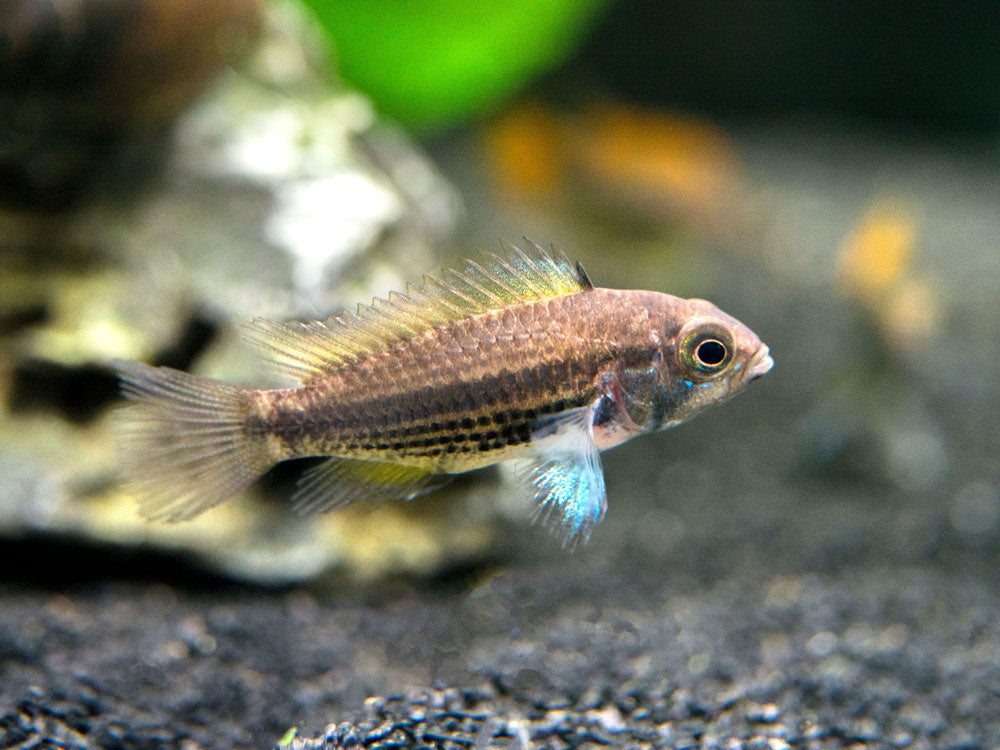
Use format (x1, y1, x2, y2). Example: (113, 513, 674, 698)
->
(242, 239, 593, 384)
(356, 302, 414, 339)
(444, 268, 507, 308)
(505, 237, 582, 296)
(382, 290, 438, 329)
(512, 238, 563, 295)
(496, 240, 548, 296)
(329, 316, 381, 351)
(241, 319, 342, 382)
(401, 283, 455, 327)
(463, 258, 520, 301)
(423, 274, 480, 315)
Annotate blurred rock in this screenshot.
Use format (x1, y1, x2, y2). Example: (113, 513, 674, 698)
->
(0, 1, 491, 585)
(0, 0, 264, 212)
(950, 480, 1000, 540)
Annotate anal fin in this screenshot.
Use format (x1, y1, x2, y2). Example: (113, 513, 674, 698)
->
(508, 406, 607, 548)
(293, 457, 451, 515)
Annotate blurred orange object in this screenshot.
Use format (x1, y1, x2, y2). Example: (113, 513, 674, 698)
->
(837, 201, 938, 348)
(571, 105, 741, 221)
(487, 102, 564, 198)
(837, 202, 916, 299)
(486, 100, 743, 232)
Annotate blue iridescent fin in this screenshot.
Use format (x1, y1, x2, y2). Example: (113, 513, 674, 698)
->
(509, 407, 607, 548)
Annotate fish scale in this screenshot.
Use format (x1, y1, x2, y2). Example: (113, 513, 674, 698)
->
(255, 290, 644, 472)
(113, 240, 772, 545)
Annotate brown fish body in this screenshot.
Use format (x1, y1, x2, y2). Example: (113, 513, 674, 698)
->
(115, 242, 772, 544)
(253, 288, 667, 472)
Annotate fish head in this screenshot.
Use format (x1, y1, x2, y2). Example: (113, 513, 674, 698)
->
(650, 296, 773, 429)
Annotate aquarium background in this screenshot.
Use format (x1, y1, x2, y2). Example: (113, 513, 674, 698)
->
(1, 1, 999, 747)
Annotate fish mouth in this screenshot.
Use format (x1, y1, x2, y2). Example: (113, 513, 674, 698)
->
(747, 345, 774, 382)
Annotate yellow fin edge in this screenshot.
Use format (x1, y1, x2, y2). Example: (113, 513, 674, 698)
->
(243, 238, 591, 384)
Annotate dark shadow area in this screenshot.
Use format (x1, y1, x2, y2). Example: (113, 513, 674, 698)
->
(150, 309, 218, 372)
(6, 310, 219, 423)
(8, 360, 120, 424)
(576, 1, 1000, 134)
(0, 304, 49, 335)
(0, 534, 259, 593)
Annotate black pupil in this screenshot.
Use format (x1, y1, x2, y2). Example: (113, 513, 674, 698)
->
(695, 339, 727, 366)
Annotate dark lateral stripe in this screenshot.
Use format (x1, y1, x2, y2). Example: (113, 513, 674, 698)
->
(332, 358, 594, 435)
(347, 420, 535, 453)
(322, 390, 593, 457)
(272, 357, 605, 442)
(337, 395, 589, 444)
(331, 346, 652, 437)
(265, 343, 654, 447)
(267, 395, 584, 446)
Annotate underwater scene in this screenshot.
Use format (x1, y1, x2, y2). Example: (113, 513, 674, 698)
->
(1, 2, 998, 747)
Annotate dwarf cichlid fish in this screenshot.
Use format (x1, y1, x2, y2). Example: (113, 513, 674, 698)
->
(115, 241, 772, 545)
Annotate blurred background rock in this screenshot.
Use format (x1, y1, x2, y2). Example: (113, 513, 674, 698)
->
(0, 0, 476, 582)
(1, 2, 999, 745)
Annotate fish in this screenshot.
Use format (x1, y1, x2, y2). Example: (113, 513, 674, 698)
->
(114, 240, 772, 546)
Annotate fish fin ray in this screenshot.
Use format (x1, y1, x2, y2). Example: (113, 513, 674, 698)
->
(508, 406, 607, 549)
(113, 360, 272, 522)
(241, 239, 589, 384)
(292, 458, 451, 515)
(240, 319, 345, 383)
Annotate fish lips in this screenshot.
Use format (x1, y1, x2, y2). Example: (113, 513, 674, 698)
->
(747, 346, 774, 382)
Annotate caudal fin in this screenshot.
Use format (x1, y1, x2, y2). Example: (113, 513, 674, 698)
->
(112, 360, 272, 521)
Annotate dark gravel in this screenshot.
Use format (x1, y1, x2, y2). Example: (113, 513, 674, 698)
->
(2, 531, 999, 749)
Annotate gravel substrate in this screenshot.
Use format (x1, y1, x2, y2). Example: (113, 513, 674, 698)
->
(2, 546, 998, 749)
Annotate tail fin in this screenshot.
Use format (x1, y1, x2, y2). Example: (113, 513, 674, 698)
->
(112, 360, 272, 521)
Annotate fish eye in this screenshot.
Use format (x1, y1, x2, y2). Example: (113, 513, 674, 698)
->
(694, 338, 728, 367)
(678, 322, 734, 376)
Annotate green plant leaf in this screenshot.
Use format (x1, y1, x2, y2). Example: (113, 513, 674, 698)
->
(299, 0, 608, 132)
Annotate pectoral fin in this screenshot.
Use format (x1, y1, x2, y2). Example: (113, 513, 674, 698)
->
(508, 407, 607, 548)
(293, 458, 451, 515)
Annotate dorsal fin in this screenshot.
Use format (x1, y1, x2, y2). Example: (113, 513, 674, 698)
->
(243, 239, 591, 384)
